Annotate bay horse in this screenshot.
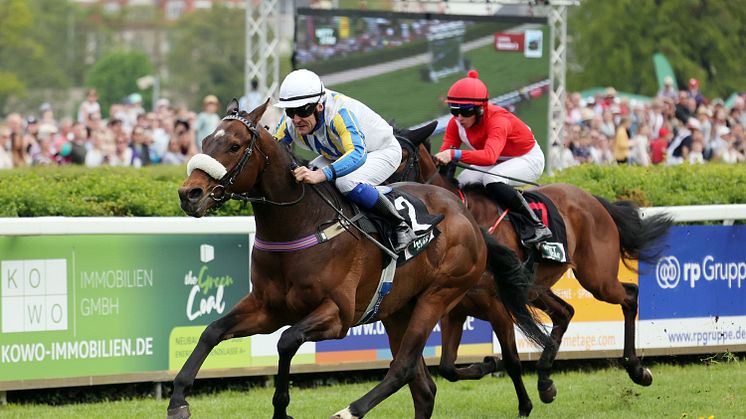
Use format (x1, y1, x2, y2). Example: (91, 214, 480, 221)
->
(171, 100, 550, 419)
(390, 123, 672, 416)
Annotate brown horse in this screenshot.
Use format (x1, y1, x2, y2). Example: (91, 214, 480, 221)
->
(171, 100, 549, 419)
(390, 123, 672, 416)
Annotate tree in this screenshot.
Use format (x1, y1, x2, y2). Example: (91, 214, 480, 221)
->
(165, 6, 245, 111)
(568, 0, 746, 99)
(85, 50, 153, 113)
(0, 0, 39, 110)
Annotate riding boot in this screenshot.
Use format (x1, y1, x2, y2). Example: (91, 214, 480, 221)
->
(371, 191, 417, 253)
(485, 182, 552, 245)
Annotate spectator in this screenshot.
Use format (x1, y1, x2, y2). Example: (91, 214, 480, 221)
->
(32, 124, 59, 166)
(194, 95, 220, 152)
(109, 132, 139, 167)
(0, 128, 13, 169)
(657, 76, 677, 101)
(173, 118, 197, 160)
(650, 127, 670, 165)
(599, 109, 616, 139)
(629, 124, 651, 167)
(10, 131, 31, 167)
(85, 129, 111, 167)
(131, 126, 155, 166)
(687, 78, 705, 108)
(668, 118, 698, 165)
(68, 122, 89, 165)
(688, 129, 706, 164)
(613, 116, 632, 164)
(239, 78, 265, 113)
(161, 137, 188, 165)
(78, 89, 101, 129)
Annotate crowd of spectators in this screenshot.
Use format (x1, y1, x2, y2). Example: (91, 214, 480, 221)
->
(553, 77, 746, 170)
(0, 89, 226, 170)
(2, 77, 745, 172)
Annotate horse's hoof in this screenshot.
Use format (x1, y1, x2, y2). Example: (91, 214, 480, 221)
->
(166, 405, 191, 419)
(483, 355, 504, 372)
(331, 407, 359, 419)
(539, 381, 557, 403)
(636, 368, 653, 386)
(518, 401, 533, 417)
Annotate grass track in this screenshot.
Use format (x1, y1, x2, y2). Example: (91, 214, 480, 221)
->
(1, 359, 743, 418)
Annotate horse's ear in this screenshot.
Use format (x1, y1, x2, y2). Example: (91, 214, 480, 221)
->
(410, 120, 438, 146)
(248, 98, 269, 121)
(227, 98, 240, 114)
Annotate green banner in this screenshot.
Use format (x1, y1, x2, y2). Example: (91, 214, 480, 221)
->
(0, 234, 250, 382)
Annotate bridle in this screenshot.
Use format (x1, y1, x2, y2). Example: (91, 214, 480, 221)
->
(390, 136, 420, 183)
(205, 111, 306, 207)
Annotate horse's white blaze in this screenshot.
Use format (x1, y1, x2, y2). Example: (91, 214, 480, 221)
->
(214, 129, 225, 138)
(186, 153, 228, 180)
(332, 407, 357, 419)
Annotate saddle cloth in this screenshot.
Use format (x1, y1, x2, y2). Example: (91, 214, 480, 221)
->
(507, 190, 569, 263)
(362, 187, 443, 267)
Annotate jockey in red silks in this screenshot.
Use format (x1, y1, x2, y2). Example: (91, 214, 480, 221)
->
(434, 70, 551, 245)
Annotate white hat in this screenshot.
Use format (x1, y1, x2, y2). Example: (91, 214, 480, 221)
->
(686, 117, 701, 131)
(276, 69, 325, 109)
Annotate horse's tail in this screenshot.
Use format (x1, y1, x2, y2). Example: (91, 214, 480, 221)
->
(594, 196, 674, 269)
(480, 229, 552, 349)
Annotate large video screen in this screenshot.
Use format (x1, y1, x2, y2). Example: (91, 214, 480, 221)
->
(294, 9, 550, 150)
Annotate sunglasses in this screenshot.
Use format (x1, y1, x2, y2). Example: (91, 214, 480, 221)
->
(449, 106, 478, 117)
(285, 103, 317, 119)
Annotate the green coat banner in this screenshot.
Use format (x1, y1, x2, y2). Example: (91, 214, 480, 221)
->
(0, 234, 250, 383)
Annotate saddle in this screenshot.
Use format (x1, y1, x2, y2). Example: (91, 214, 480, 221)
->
(507, 191, 569, 264)
(358, 187, 443, 267)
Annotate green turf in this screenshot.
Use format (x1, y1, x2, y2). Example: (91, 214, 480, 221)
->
(2, 358, 742, 418)
(332, 28, 550, 129)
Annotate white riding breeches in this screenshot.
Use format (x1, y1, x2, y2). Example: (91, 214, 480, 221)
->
(457, 142, 545, 187)
(309, 140, 402, 193)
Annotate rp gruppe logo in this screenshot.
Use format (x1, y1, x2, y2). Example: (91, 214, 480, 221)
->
(656, 256, 680, 289)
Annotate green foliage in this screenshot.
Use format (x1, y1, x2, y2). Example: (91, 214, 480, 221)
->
(1, 164, 744, 218)
(543, 163, 746, 207)
(85, 49, 154, 112)
(165, 6, 245, 111)
(568, 0, 746, 98)
(0, 165, 252, 217)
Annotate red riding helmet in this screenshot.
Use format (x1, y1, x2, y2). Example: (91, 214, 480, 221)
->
(447, 70, 489, 106)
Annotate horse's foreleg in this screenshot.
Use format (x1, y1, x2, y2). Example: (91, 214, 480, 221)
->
(533, 290, 574, 404)
(167, 295, 276, 419)
(620, 282, 652, 386)
(338, 296, 447, 419)
(384, 309, 437, 419)
(273, 299, 343, 419)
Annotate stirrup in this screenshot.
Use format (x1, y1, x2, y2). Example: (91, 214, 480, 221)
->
(523, 225, 552, 245)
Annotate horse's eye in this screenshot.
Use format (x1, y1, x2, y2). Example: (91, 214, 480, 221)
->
(229, 143, 241, 153)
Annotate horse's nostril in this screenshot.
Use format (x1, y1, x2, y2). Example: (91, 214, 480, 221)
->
(187, 188, 203, 201)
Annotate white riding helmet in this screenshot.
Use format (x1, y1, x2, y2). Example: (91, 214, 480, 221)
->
(276, 69, 325, 109)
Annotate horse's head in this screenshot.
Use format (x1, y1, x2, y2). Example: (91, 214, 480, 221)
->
(390, 120, 437, 183)
(179, 98, 275, 217)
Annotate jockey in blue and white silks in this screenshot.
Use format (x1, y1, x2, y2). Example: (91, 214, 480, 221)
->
(273, 69, 415, 252)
